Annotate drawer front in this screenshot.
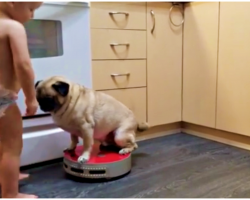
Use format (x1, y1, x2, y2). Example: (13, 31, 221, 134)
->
(91, 29, 146, 60)
(90, 2, 146, 30)
(102, 88, 146, 123)
(92, 60, 146, 90)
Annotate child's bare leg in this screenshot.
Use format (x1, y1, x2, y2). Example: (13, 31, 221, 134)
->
(0, 87, 27, 181)
(0, 143, 30, 181)
(0, 104, 37, 198)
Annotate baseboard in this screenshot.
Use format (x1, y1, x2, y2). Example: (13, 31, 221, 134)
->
(136, 122, 181, 142)
(182, 122, 250, 151)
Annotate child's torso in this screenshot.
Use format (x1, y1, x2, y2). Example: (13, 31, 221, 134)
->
(0, 18, 21, 93)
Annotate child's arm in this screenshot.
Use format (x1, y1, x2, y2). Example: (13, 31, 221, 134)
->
(8, 21, 36, 102)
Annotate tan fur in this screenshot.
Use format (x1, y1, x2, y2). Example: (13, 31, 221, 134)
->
(36, 76, 150, 163)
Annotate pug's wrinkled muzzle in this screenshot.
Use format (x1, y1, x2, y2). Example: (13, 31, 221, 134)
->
(37, 97, 57, 112)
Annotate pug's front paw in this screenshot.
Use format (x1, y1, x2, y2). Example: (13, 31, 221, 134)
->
(77, 152, 90, 164)
(77, 155, 88, 164)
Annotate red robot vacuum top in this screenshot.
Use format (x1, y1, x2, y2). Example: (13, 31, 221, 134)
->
(63, 143, 132, 179)
(64, 143, 131, 164)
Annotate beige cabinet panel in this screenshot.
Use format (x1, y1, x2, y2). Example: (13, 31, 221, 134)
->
(102, 88, 147, 123)
(217, 2, 250, 136)
(91, 29, 146, 60)
(90, 2, 146, 30)
(147, 2, 182, 126)
(183, 2, 219, 128)
(92, 60, 146, 90)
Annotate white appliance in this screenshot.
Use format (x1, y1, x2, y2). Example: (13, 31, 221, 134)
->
(20, 2, 92, 166)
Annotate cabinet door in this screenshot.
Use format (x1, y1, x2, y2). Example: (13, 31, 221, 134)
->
(182, 2, 219, 128)
(102, 88, 147, 123)
(147, 2, 182, 126)
(217, 3, 250, 135)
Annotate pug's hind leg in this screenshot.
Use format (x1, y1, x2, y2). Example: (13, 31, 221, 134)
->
(64, 134, 79, 153)
(114, 130, 138, 155)
(77, 124, 94, 164)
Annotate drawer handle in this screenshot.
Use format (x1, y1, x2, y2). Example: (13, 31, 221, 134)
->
(111, 73, 130, 77)
(109, 11, 129, 16)
(110, 43, 130, 46)
(150, 10, 155, 34)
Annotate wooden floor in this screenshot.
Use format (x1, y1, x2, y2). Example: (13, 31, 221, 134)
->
(20, 133, 250, 198)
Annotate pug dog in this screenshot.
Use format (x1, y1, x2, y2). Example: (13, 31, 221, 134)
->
(35, 76, 150, 164)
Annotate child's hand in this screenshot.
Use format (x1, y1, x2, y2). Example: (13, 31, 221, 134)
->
(25, 98, 38, 116)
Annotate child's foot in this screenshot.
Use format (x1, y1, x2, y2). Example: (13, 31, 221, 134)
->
(15, 193, 38, 198)
(19, 173, 29, 181)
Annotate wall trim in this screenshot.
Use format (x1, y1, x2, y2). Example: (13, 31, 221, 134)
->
(182, 122, 250, 151)
(136, 122, 181, 142)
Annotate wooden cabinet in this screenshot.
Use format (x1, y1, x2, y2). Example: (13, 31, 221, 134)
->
(182, 2, 219, 128)
(216, 2, 250, 135)
(103, 88, 147, 122)
(90, 2, 147, 124)
(92, 60, 146, 90)
(91, 29, 146, 60)
(90, 2, 250, 137)
(90, 2, 146, 30)
(146, 2, 182, 126)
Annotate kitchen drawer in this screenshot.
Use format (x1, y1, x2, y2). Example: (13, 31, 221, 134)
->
(90, 2, 146, 30)
(92, 60, 146, 90)
(91, 29, 146, 60)
(102, 87, 146, 123)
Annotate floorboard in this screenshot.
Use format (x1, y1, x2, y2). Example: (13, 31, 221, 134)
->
(19, 133, 250, 198)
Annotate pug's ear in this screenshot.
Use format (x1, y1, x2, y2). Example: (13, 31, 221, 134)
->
(35, 80, 42, 88)
(52, 81, 69, 97)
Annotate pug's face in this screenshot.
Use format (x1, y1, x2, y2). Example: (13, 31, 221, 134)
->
(35, 76, 70, 113)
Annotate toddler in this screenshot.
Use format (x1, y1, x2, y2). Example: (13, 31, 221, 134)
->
(0, 2, 42, 198)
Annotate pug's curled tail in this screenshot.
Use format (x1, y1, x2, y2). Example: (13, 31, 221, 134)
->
(137, 122, 150, 132)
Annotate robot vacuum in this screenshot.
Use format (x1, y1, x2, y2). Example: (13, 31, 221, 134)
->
(63, 143, 132, 179)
